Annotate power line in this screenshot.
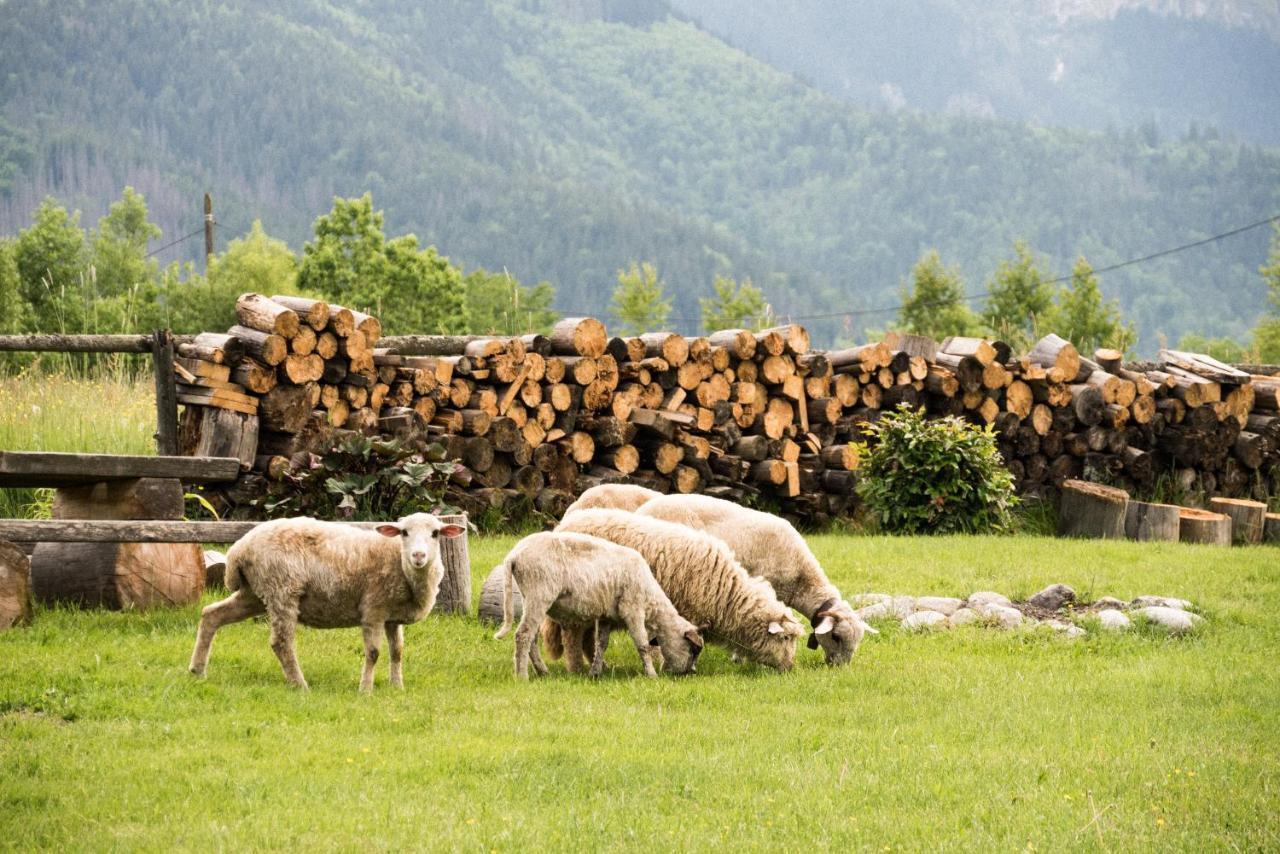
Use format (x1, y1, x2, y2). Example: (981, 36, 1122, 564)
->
(145, 226, 205, 259)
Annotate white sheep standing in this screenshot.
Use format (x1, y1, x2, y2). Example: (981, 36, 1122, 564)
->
(635, 494, 876, 665)
(189, 513, 464, 691)
(556, 509, 805, 671)
(493, 531, 704, 679)
(562, 483, 662, 515)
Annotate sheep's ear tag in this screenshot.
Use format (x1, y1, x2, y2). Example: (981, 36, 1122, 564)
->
(440, 524, 465, 538)
(806, 633, 820, 650)
(375, 524, 401, 538)
(768, 621, 784, 635)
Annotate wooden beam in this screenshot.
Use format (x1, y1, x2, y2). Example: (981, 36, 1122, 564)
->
(0, 334, 152, 353)
(0, 452, 241, 487)
(0, 519, 387, 543)
(151, 330, 180, 455)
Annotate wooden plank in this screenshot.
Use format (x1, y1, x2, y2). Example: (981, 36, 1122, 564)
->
(0, 452, 241, 487)
(0, 519, 387, 543)
(151, 330, 180, 456)
(176, 391, 258, 416)
(0, 333, 152, 353)
(174, 357, 231, 382)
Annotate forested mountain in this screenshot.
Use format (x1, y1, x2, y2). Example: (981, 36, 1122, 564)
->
(1, 0, 1278, 349)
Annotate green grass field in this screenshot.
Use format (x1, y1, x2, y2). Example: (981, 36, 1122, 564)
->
(3, 535, 1277, 851)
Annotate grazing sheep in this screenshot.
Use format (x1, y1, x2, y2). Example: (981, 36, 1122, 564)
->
(189, 513, 464, 691)
(556, 509, 804, 670)
(493, 532, 704, 679)
(562, 483, 662, 516)
(635, 494, 875, 665)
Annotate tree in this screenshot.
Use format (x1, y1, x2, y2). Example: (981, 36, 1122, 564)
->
(86, 187, 164, 332)
(297, 194, 390, 311)
(1254, 224, 1280, 361)
(13, 197, 88, 332)
(981, 241, 1054, 351)
(380, 236, 468, 335)
(0, 239, 24, 333)
(1177, 333, 1246, 364)
(896, 250, 979, 340)
(700, 275, 766, 332)
(464, 268, 558, 335)
(611, 261, 670, 335)
(1053, 256, 1134, 354)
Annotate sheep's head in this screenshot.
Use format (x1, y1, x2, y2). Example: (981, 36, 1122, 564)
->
(807, 599, 878, 666)
(754, 607, 805, 671)
(376, 513, 464, 572)
(653, 616, 705, 675)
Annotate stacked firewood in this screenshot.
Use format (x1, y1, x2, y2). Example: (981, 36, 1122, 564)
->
(173, 294, 1280, 525)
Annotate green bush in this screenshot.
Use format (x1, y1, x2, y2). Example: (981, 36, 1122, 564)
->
(855, 406, 1017, 534)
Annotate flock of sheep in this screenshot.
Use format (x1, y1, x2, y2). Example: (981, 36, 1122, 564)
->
(189, 485, 874, 690)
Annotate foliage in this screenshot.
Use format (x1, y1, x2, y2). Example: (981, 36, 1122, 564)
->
(855, 406, 1017, 534)
(700, 275, 766, 331)
(1255, 224, 1280, 362)
(1253, 320, 1280, 363)
(1176, 333, 1248, 365)
(981, 241, 1054, 352)
(1052, 256, 1135, 355)
(463, 268, 558, 335)
(610, 261, 671, 335)
(13, 198, 89, 332)
(0, 239, 24, 333)
(896, 250, 980, 340)
(255, 434, 456, 521)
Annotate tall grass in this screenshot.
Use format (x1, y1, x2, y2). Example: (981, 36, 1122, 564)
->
(0, 370, 157, 517)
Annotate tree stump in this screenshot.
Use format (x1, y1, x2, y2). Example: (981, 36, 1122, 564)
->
(1265, 513, 1280, 545)
(1178, 508, 1232, 546)
(30, 542, 204, 609)
(1208, 497, 1267, 545)
(1124, 500, 1181, 542)
(433, 513, 471, 615)
(1058, 479, 1128, 539)
(477, 562, 521, 625)
(204, 549, 227, 588)
(0, 540, 33, 629)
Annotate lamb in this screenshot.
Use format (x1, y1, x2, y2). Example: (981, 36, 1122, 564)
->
(493, 531, 704, 679)
(561, 483, 662, 515)
(189, 513, 464, 691)
(556, 509, 805, 670)
(635, 494, 875, 665)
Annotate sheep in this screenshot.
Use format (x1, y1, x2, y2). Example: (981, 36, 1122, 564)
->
(635, 494, 876, 665)
(493, 531, 704, 679)
(556, 509, 805, 670)
(188, 513, 464, 691)
(562, 483, 662, 516)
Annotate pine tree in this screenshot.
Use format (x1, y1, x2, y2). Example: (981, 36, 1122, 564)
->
(981, 241, 1055, 352)
(1053, 256, 1134, 354)
(611, 261, 670, 335)
(700, 275, 766, 332)
(1252, 223, 1280, 361)
(896, 250, 979, 340)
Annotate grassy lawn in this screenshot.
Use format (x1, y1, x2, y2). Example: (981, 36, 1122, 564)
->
(2, 534, 1277, 850)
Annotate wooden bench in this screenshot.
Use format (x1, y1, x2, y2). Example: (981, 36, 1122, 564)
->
(0, 451, 241, 610)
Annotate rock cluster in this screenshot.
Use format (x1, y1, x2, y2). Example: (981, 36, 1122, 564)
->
(852, 584, 1204, 637)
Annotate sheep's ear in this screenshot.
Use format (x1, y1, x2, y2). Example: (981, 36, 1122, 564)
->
(440, 524, 465, 538)
(814, 615, 835, 636)
(684, 629, 704, 651)
(768, 621, 784, 635)
(863, 624, 880, 635)
(806, 633, 820, 650)
(375, 524, 402, 538)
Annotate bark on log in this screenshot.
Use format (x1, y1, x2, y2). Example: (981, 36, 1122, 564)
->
(30, 541, 204, 609)
(1058, 479, 1128, 539)
(1124, 500, 1181, 541)
(433, 513, 470, 615)
(0, 540, 32, 629)
(236, 292, 300, 339)
(1026, 333, 1081, 379)
(1208, 497, 1267, 544)
(271, 295, 331, 331)
(1179, 508, 1232, 546)
(478, 562, 520, 625)
(1265, 513, 1280, 544)
(228, 325, 287, 366)
(550, 317, 608, 358)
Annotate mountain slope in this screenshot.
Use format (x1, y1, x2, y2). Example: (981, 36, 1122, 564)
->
(1, 0, 1278, 349)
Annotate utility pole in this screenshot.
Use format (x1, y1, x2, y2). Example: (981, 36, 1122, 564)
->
(203, 193, 214, 271)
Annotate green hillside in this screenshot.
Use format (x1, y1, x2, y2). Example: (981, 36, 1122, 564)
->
(1, 0, 1278, 348)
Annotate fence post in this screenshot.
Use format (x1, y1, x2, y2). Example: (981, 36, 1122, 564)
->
(151, 330, 180, 456)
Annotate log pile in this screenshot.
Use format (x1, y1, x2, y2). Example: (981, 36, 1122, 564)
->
(175, 295, 1280, 527)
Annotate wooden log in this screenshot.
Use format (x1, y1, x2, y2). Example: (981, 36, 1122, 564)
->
(31, 541, 204, 609)
(51, 477, 185, 521)
(708, 328, 757, 360)
(940, 336, 996, 366)
(1233, 431, 1269, 469)
(550, 317, 607, 358)
(236, 292, 300, 339)
(1265, 513, 1280, 544)
(230, 359, 277, 394)
(1026, 334, 1081, 380)
(270, 295, 330, 331)
(1057, 479, 1128, 539)
(259, 384, 313, 434)
(758, 324, 810, 355)
(280, 353, 324, 384)
(1094, 348, 1124, 374)
(598, 444, 640, 475)
(1124, 500, 1180, 541)
(228, 325, 287, 366)
(0, 540, 33, 629)
(1179, 508, 1232, 546)
(1209, 497, 1267, 544)
(430, 513, 470, 615)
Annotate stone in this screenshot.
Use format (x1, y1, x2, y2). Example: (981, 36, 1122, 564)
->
(1093, 596, 1128, 610)
(1135, 606, 1203, 633)
(203, 550, 227, 588)
(902, 610, 949, 631)
(967, 591, 1011, 609)
(0, 540, 33, 629)
(855, 602, 890, 621)
(915, 596, 963, 616)
(1045, 620, 1087, 638)
(890, 596, 917, 619)
(985, 604, 1024, 629)
(948, 607, 979, 627)
(851, 593, 892, 607)
(1097, 609, 1131, 631)
(1131, 595, 1193, 611)
(1027, 583, 1076, 612)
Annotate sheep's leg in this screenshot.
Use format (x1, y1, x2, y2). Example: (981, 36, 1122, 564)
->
(359, 621, 384, 693)
(189, 590, 265, 676)
(589, 621, 608, 678)
(268, 609, 307, 690)
(385, 622, 405, 689)
(563, 625, 588, 674)
(620, 609, 657, 678)
(513, 599, 549, 680)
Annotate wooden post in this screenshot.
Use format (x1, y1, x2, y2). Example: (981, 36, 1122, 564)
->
(1057, 479, 1128, 539)
(433, 513, 471, 616)
(203, 192, 214, 268)
(151, 330, 180, 456)
(1208, 497, 1267, 545)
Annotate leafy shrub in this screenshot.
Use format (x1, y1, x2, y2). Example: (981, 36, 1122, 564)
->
(255, 434, 456, 521)
(855, 406, 1017, 534)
